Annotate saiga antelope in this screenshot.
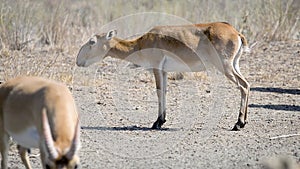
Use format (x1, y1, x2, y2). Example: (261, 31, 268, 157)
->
(76, 22, 250, 131)
(0, 76, 80, 169)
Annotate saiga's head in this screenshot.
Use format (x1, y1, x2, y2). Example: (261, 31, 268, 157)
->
(76, 30, 117, 67)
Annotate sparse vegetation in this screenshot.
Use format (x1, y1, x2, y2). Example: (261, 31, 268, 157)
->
(0, 0, 299, 83)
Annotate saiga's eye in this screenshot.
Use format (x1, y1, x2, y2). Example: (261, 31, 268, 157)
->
(89, 39, 96, 45)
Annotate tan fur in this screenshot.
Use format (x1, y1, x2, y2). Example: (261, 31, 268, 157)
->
(0, 76, 80, 169)
(76, 22, 250, 130)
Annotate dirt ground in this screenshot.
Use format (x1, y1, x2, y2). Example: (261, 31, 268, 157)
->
(1, 41, 300, 168)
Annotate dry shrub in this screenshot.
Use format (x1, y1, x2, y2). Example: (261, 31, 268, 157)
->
(0, 0, 298, 83)
(248, 0, 300, 41)
(0, 1, 39, 50)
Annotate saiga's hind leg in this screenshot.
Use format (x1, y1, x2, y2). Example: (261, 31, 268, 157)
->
(232, 70, 250, 131)
(225, 50, 250, 130)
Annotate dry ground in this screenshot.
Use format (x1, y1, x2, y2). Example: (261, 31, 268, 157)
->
(0, 41, 299, 168)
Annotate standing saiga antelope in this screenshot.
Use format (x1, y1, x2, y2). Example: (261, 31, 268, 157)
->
(0, 76, 80, 169)
(76, 22, 250, 131)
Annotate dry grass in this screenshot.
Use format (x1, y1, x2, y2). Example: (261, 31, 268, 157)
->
(0, 0, 299, 83)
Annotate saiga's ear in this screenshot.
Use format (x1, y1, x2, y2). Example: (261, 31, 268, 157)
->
(106, 30, 117, 40)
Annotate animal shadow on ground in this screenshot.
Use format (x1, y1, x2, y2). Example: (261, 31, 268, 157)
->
(81, 125, 180, 131)
(249, 87, 300, 112)
(250, 87, 300, 95)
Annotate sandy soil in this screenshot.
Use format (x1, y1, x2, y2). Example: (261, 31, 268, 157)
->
(1, 41, 300, 168)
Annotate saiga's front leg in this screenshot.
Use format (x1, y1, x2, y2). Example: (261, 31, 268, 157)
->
(152, 68, 167, 129)
(0, 104, 9, 169)
(0, 124, 9, 169)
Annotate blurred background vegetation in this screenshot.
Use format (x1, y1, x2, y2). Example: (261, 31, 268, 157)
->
(0, 0, 299, 51)
(0, 0, 299, 82)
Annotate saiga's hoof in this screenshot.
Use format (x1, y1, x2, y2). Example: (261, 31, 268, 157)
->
(232, 120, 247, 131)
(151, 118, 166, 129)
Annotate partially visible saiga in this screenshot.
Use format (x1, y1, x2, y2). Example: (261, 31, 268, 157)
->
(0, 76, 80, 169)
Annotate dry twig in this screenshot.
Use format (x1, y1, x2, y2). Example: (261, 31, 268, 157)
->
(270, 134, 300, 140)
